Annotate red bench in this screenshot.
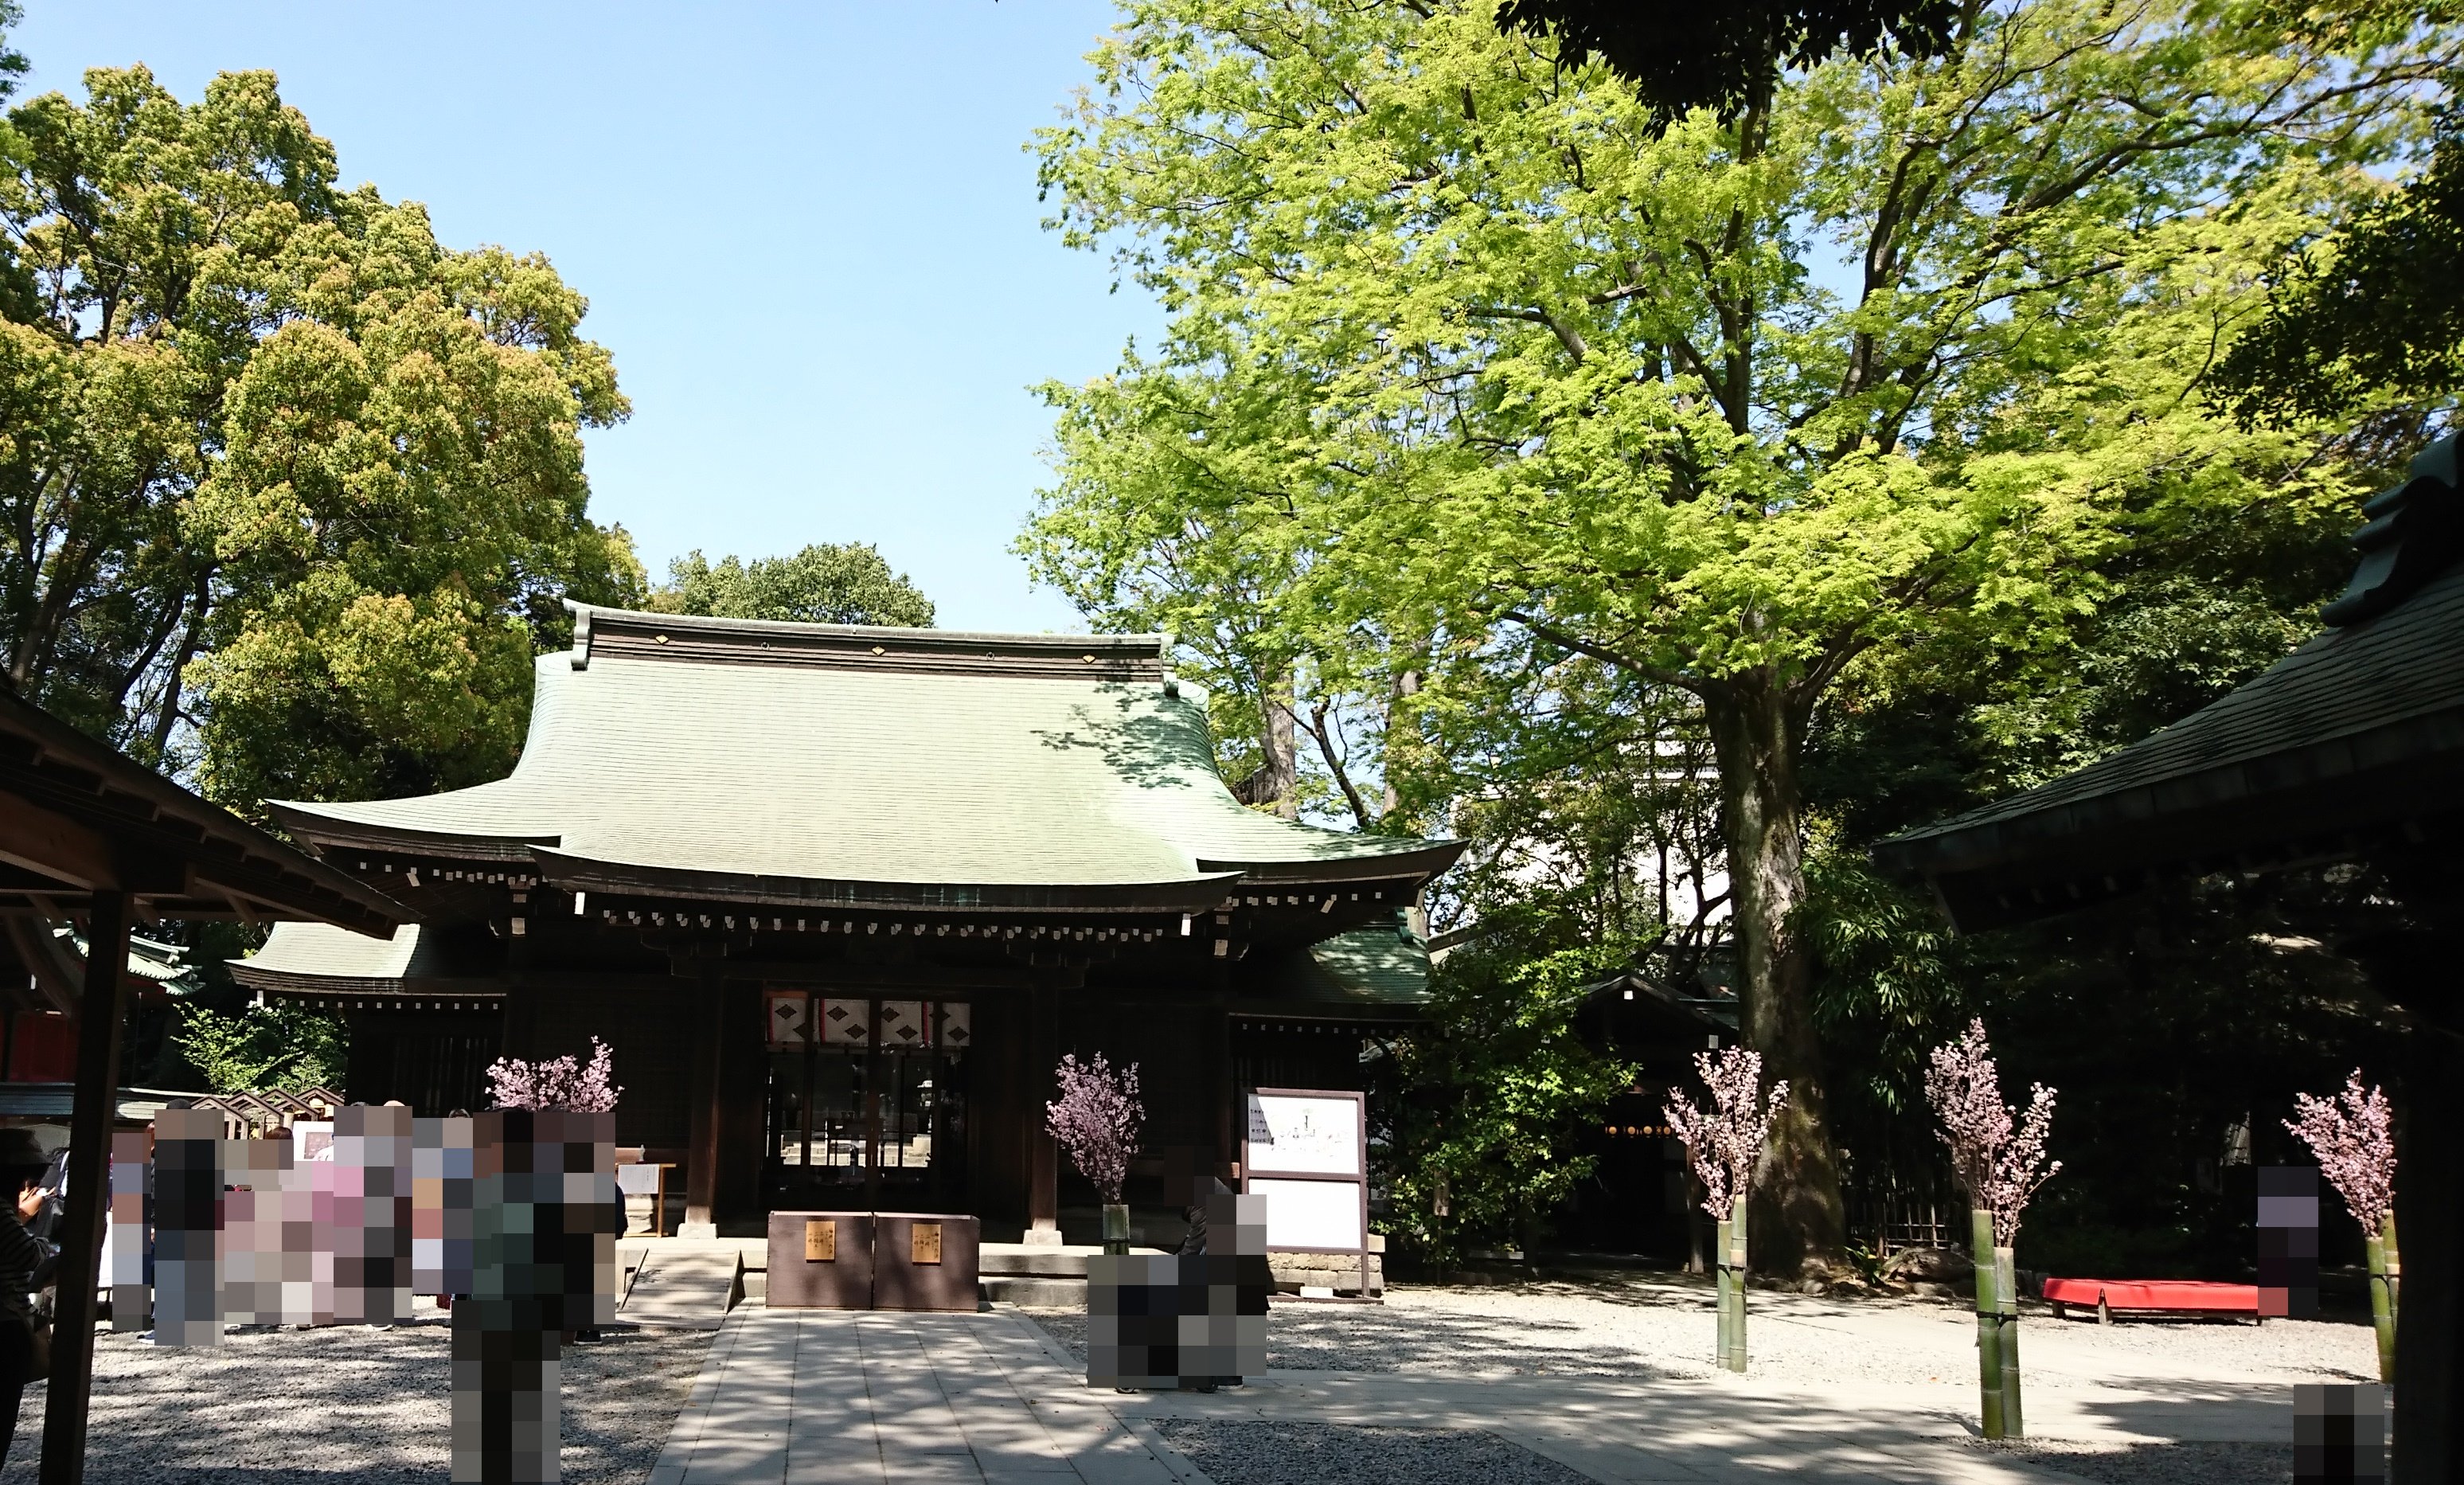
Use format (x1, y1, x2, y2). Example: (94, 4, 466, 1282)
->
(2043, 1277, 2261, 1323)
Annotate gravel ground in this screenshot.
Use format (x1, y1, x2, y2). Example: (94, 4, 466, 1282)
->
(1023, 1274, 2376, 1387)
(1971, 1438, 2370, 1485)
(1152, 1420, 1593, 1485)
(0, 1303, 710, 1483)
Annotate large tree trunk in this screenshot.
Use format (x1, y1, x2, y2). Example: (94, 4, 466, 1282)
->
(1259, 663, 1300, 819)
(1703, 672, 1847, 1277)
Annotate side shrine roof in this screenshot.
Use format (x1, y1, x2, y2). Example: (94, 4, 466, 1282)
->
(268, 604, 1458, 909)
(1873, 441, 2464, 932)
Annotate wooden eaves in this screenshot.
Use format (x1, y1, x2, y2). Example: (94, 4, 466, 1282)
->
(0, 685, 408, 1485)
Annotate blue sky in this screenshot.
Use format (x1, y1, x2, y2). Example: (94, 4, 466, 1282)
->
(12, 1, 1156, 634)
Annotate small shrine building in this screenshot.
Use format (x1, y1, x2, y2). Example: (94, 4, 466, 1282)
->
(232, 604, 1460, 1237)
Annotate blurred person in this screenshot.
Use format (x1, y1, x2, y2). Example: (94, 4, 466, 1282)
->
(0, 1129, 57, 1458)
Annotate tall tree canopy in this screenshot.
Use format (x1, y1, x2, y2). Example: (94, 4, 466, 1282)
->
(0, 62, 640, 808)
(1031, 0, 2450, 1270)
(2212, 102, 2464, 425)
(649, 542, 935, 627)
(1495, 0, 1958, 129)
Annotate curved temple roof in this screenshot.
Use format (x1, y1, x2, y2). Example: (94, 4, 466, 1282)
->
(270, 604, 1457, 908)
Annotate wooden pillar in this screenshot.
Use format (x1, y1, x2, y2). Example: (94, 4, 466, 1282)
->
(683, 959, 722, 1235)
(1209, 1005, 1235, 1174)
(1025, 979, 1059, 1244)
(41, 889, 131, 1485)
(2393, 1018, 2462, 1485)
(716, 977, 763, 1224)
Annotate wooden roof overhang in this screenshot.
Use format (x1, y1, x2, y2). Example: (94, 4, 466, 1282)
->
(0, 686, 410, 1485)
(0, 690, 406, 933)
(1873, 520, 2464, 932)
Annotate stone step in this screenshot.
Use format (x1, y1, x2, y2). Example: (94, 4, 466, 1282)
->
(978, 1243, 1170, 1277)
(982, 1274, 1088, 1307)
(617, 1247, 743, 1330)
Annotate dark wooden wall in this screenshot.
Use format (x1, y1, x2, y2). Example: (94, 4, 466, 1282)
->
(342, 1009, 500, 1115)
(518, 975, 701, 1152)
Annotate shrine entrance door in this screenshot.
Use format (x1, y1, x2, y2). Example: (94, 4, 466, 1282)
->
(761, 991, 972, 1212)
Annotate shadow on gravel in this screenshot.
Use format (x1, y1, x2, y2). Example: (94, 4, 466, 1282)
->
(0, 1323, 709, 1485)
(1154, 1420, 1591, 1485)
(1974, 1438, 2314, 1485)
(1025, 1299, 1693, 1377)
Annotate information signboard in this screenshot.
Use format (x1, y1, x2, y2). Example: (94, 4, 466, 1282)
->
(1242, 1087, 1374, 1301)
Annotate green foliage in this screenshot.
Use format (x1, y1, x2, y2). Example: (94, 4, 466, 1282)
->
(1032, 0, 2451, 1261)
(2212, 102, 2464, 425)
(649, 543, 934, 627)
(172, 1002, 347, 1095)
(0, 63, 639, 807)
(0, 5, 22, 109)
(1374, 916, 1638, 1262)
(1801, 845, 1970, 1119)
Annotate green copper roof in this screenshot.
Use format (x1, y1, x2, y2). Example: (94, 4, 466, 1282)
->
(271, 605, 1455, 897)
(233, 923, 424, 983)
(1298, 925, 1433, 1006)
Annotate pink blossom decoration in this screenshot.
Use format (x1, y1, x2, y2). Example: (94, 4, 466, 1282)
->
(486, 1037, 621, 1112)
(2285, 1069, 2396, 1234)
(1045, 1053, 1143, 1203)
(1663, 1046, 1790, 1219)
(1924, 1019, 2059, 1247)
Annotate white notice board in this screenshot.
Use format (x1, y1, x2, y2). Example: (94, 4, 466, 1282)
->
(1245, 1093, 1364, 1178)
(1244, 1088, 1369, 1258)
(1248, 1177, 1365, 1249)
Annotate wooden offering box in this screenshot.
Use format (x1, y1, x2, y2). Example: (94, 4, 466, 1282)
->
(766, 1211, 875, 1309)
(873, 1213, 980, 1312)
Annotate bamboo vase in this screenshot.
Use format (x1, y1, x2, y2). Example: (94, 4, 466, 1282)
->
(1993, 1243, 2023, 1438)
(1972, 1209, 2007, 1440)
(1714, 1213, 1734, 1365)
(1723, 1196, 1749, 1372)
(2366, 1213, 2399, 1384)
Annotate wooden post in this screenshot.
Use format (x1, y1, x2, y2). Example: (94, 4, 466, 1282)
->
(2391, 1019, 2458, 1485)
(683, 960, 722, 1234)
(1973, 1209, 2005, 1440)
(1025, 979, 1059, 1244)
(41, 889, 132, 1485)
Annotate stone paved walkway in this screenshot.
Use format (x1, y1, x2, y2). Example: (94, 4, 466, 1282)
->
(650, 1309, 1206, 1483)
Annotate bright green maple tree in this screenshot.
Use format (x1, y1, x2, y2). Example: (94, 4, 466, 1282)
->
(1032, 0, 2448, 1268)
(0, 62, 639, 807)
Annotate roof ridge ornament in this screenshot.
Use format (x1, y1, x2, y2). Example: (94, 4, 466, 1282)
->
(2322, 433, 2462, 628)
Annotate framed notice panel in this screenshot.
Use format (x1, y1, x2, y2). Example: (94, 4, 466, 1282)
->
(1244, 1087, 1374, 1301)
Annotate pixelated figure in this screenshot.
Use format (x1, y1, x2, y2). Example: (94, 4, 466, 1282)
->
(150, 1109, 224, 1346)
(414, 1115, 479, 1299)
(452, 1108, 619, 1484)
(131, 1103, 615, 1483)
(1088, 1193, 1267, 1389)
(2259, 1165, 2320, 1319)
(221, 1133, 304, 1326)
(104, 1132, 151, 1333)
(332, 1104, 415, 1325)
(2294, 1383, 2383, 1483)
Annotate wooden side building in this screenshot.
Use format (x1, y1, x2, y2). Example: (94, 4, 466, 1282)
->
(232, 604, 1460, 1237)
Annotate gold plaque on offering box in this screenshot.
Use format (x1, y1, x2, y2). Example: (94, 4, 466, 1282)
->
(911, 1222, 943, 1264)
(806, 1218, 836, 1262)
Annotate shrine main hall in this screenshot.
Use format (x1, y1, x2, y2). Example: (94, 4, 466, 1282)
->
(232, 603, 1458, 1237)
